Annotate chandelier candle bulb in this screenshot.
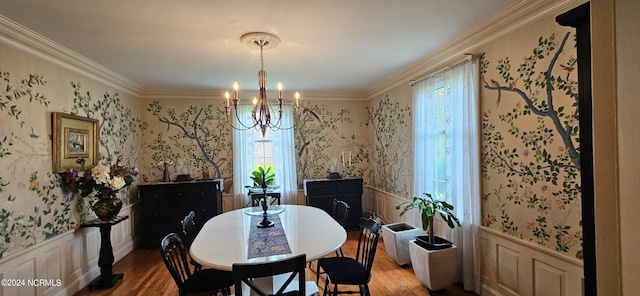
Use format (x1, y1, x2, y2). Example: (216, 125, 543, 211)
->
(225, 32, 303, 137)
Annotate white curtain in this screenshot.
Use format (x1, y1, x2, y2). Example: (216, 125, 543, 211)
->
(272, 105, 298, 205)
(232, 104, 256, 209)
(412, 59, 481, 292)
(232, 104, 298, 208)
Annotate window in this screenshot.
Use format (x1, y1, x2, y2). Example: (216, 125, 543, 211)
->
(432, 82, 447, 200)
(411, 59, 480, 291)
(414, 79, 450, 201)
(253, 128, 275, 175)
(232, 104, 298, 207)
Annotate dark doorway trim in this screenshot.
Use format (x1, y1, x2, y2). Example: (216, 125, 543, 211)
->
(556, 2, 595, 295)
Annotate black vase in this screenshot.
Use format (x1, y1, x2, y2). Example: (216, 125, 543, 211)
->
(92, 189, 123, 221)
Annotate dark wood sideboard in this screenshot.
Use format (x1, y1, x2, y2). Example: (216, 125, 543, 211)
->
(138, 179, 223, 248)
(304, 178, 363, 230)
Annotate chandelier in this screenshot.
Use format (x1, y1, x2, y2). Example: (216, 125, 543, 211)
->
(225, 32, 300, 137)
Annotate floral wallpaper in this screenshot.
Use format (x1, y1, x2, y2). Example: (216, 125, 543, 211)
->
(69, 83, 141, 221)
(142, 100, 232, 182)
(480, 29, 582, 257)
(366, 94, 412, 198)
(295, 102, 368, 185)
(0, 67, 63, 259)
(140, 99, 368, 192)
(0, 44, 141, 260)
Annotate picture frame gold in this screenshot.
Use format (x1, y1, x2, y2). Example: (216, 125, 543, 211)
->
(52, 112, 99, 173)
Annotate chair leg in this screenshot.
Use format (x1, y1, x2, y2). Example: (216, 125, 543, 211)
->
(322, 279, 329, 296)
(315, 261, 321, 283)
(363, 284, 371, 296)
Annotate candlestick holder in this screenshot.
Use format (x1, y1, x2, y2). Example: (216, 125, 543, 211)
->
(257, 186, 274, 228)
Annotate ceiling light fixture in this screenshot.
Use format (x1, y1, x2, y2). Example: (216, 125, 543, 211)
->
(225, 32, 300, 137)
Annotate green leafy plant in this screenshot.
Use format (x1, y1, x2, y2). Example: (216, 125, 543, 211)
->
(396, 193, 461, 244)
(249, 166, 275, 188)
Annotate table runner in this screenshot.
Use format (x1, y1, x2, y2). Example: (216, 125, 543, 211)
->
(247, 215, 292, 259)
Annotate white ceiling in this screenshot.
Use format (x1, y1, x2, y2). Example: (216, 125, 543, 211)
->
(0, 0, 519, 93)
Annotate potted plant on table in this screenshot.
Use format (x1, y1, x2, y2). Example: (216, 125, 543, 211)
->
(249, 166, 275, 187)
(396, 193, 461, 291)
(245, 166, 279, 207)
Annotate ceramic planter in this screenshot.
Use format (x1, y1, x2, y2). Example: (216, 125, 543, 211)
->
(409, 238, 457, 291)
(381, 222, 423, 266)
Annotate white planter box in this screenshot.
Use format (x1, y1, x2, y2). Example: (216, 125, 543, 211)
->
(409, 239, 457, 291)
(381, 222, 422, 266)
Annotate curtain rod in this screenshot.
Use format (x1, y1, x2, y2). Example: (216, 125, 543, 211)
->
(409, 53, 480, 86)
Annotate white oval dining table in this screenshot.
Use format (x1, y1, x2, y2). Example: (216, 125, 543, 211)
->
(190, 204, 347, 271)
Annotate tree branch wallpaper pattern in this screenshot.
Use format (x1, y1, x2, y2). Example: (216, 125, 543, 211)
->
(144, 101, 232, 181)
(70, 82, 141, 221)
(0, 58, 141, 259)
(480, 31, 582, 257)
(295, 103, 367, 185)
(0, 67, 61, 259)
(366, 94, 412, 198)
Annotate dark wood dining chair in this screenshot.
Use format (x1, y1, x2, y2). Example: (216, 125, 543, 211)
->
(312, 199, 351, 283)
(232, 254, 307, 296)
(179, 211, 203, 270)
(160, 233, 233, 296)
(331, 199, 351, 257)
(318, 216, 381, 296)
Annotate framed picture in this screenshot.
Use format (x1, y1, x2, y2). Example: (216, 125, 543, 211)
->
(52, 112, 99, 173)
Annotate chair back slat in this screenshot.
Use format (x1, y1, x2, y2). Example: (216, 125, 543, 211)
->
(179, 210, 206, 271)
(355, 217, 381, 273)
(331, 199, 351, 229)
(160, 233, 193, 292)
(233, 254, 306, 296)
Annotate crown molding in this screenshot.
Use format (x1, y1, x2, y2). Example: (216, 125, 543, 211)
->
(0, 15, 143, 96)
(364, 0, 587, 99)
(141, 88, 220, 100)
(142, 87, 366, 101)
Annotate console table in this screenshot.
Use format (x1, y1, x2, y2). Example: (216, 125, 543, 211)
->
(138, 179, 223, 248)
(303, 178, 363, 230)
(80, 215, 129, 290)
(246, 186, 281, 207)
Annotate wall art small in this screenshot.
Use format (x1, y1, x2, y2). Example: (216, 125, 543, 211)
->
(52, 112, 99, 172)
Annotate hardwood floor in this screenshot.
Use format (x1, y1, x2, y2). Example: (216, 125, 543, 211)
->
(74, 231, 478, 296)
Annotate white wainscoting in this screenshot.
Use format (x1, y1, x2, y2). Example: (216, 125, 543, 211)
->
(480, 227, 584, 296)
(0, 205, 135, 296)
(367, 188, 584, 296)
(364, 186, 397, 223)
(365, 187, 450, 235)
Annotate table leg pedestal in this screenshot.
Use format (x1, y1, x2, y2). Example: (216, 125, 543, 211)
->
(88, 224, 124, 290)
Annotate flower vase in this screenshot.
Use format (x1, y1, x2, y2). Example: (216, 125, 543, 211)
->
(162, 163, 171, 182)
(92, 189, 123, 221)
